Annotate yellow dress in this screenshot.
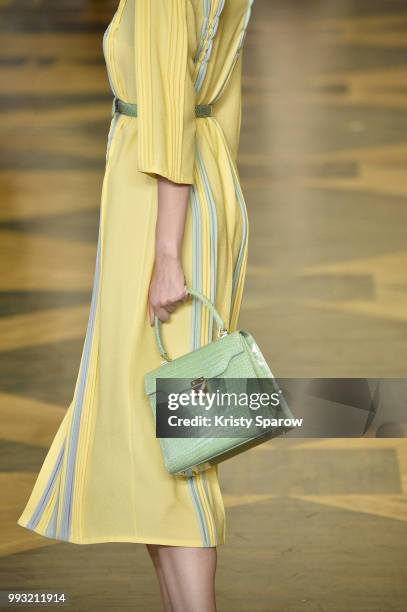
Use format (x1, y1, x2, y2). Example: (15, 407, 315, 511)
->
(17, 0, 253, 547)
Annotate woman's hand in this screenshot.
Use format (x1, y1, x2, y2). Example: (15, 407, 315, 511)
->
(148, 253, 188, 325)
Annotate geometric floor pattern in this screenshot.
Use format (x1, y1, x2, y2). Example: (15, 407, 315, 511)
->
(0, 0, 406, 610)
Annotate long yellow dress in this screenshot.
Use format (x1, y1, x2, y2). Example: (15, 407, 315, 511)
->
(17, 0, 253, 547)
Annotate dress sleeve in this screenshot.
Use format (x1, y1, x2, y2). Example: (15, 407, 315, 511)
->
(135, 0, 196, 185)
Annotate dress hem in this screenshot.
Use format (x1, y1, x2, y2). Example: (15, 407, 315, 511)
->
(16, 518, 224, 548)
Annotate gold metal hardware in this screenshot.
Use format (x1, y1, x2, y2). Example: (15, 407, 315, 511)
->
(190, 376, 208, 393)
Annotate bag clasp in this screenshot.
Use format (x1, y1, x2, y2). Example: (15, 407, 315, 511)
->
(190, 376, 208, 394)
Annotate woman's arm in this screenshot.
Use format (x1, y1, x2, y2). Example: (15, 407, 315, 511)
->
(135, 0, 196, 324)
(148, 177, 190, 324)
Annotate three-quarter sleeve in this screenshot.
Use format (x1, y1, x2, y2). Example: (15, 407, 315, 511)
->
(135, 0, 196, 184)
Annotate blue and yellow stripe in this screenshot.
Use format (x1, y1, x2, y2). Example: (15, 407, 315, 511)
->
(22, 218, 103, 541)
(185, 0, 252, 546)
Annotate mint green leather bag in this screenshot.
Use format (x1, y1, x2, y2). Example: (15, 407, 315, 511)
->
(144, 287, 294, 476)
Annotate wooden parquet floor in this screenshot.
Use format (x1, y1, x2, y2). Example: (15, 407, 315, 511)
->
(0, 1, 406, 610)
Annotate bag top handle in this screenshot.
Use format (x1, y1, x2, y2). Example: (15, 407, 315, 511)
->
(154, 286, 228, 363)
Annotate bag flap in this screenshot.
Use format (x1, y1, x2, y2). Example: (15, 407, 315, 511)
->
(144, 330, 245, 396)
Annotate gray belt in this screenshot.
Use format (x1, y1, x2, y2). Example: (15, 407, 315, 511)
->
(112, 96, 213, 118)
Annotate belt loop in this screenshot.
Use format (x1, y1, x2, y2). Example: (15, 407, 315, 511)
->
(195, 104, 213, 118)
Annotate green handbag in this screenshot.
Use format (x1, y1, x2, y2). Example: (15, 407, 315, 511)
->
(144, 287, 295, 477)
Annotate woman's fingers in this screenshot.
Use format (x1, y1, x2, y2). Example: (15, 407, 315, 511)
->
(147, 257, 189, 324)
(150, 296, 188, 324)
(155, 307, 170, 322)
(164, 303, 177, 314)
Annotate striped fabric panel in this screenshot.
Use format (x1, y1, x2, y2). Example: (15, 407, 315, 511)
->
(200, 470, 219, 543)
(187, 475, 211, 545)
(187, 471, 220, 546)
(25, 442, 65, 531)
(193, 0, 252, 332)
(235, 0, 255, 58)
(194, 0, 226, 92)
(184, 0, 254, 545)
(57, 221, 102, 540)
(193, 149, 218, 346)
(190, 184, 203, 351)
(45, 492, 60, 538)
(197, 149, 218, 341)
(213, 1, 253, 326)
(210, 118, 249, 331)
(24, 220, 102, 541)
(187, 140, 248, 544)
(195, 471, 218, 544)
(211, 0, 255, 105)
(187, 144, 221, 546)
(189, 148, 219, 349)
(194, 0, 211, 64)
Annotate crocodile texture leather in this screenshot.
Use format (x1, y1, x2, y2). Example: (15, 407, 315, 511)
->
(144, 290, 294, 476)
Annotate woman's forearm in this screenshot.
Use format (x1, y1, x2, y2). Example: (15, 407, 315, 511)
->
(155, 176, 190, 261)
(147, 176, 191, 324)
